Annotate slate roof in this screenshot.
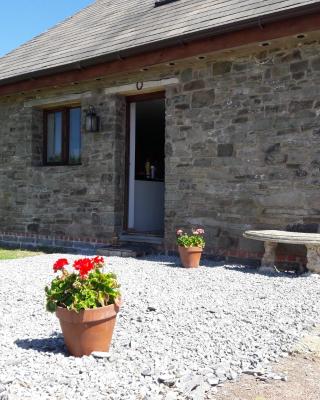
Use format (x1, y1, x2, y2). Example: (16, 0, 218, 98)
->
(0, 0, 320, 84)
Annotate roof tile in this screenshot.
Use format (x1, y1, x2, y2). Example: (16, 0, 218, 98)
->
(0, 0, 319, 83)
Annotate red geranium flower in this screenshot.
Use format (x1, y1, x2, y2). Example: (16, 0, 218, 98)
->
(92, 256, 104, 265)
(53, 258, 69, 273)
(73, 258, 95, 278)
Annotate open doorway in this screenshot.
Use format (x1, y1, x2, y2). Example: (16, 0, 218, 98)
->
(126, 94, 165, 236)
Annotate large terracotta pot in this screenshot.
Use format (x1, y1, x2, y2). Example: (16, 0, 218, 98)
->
(178, 246, 203, 268)
(56, 301, 120, 357)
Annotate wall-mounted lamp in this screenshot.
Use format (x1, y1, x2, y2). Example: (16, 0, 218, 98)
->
(85, 106, 99, 132)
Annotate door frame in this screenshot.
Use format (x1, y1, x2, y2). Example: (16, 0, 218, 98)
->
(123, 91, 165, 233)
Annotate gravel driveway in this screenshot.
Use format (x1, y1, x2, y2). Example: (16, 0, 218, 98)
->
(0, 254, 319, 400)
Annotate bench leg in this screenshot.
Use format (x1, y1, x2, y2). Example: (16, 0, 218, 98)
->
(259, 241, 277, 272)
(306, 245, 320, 274)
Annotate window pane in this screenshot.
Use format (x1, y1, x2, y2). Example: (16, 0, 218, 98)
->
(69, 108, 81, 164)
(47, 112, 62, 163)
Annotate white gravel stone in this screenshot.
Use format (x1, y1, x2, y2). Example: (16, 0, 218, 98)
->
(1, 254, 320, 399)
(164, 391, 178, 400)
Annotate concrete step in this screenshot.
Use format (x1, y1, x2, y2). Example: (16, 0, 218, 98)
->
(97, 234, 164, 258)
(119, 233, 163, 245)
(97, 246, 139, 258)
(97, 243, 158, 258)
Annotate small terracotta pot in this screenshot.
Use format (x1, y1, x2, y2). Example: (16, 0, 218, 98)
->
(56, 300, 121, 357)
(178, 246, 203, 268)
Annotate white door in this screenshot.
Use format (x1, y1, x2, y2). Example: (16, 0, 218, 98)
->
(127, 98, 165, 235)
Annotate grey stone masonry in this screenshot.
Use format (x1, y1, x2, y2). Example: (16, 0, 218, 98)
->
(164, 42, 320, 260)
(0, 92, 126, 245)
(0, 39, 320, 264)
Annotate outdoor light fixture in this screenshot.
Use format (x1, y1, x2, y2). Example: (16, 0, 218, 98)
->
(85, 106, 99, 132)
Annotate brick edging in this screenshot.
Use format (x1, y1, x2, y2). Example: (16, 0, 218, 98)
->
(0, 231, 308, 265)
(0, 231, 110, 251)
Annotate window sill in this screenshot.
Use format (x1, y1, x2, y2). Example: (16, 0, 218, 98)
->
(40, 163, 82, 167)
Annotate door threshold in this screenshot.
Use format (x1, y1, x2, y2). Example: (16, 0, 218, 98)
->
(120, 233, 164, 245)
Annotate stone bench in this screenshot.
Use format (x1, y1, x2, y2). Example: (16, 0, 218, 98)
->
(243, 230, 320, 273)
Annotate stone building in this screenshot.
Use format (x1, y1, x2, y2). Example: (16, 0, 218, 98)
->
(0, 0, 320, 266)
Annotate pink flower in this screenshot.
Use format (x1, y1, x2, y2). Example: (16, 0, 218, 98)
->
(176, 229, 183, 236)
(192, 228, 205, 235)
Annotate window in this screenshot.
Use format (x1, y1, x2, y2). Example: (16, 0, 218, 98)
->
(44, 107, 81, 165)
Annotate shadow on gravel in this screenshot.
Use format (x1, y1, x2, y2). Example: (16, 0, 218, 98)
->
(141, 256, 184, 269)
(15, 332, 67, 355)
(224, 265, 306, 278)
(142, 255, 237, 269)
(140, 254, 304, 273)
(151, 260, 225, 269)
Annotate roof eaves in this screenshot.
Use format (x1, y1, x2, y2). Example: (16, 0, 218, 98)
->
(1, 1, 320, 87)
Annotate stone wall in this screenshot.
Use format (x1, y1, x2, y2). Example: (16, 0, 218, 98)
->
(164, 43, 320, 263)
(0, 92, 126, 244)
(0, 39, 320, 264)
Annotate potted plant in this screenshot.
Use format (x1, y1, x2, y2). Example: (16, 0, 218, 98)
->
(45, 256, 121, 357)
(176, 228, 205, 268)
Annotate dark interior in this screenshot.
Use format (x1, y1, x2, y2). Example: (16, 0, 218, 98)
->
(135, 98, 165, 182)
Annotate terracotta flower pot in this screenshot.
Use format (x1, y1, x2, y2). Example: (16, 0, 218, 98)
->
(56, 300, 121, 357)
(178, 246, 203, 268)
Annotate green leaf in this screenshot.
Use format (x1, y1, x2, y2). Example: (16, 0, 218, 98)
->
(46, 300, 57, 312)
(45, 265, 121, 313)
